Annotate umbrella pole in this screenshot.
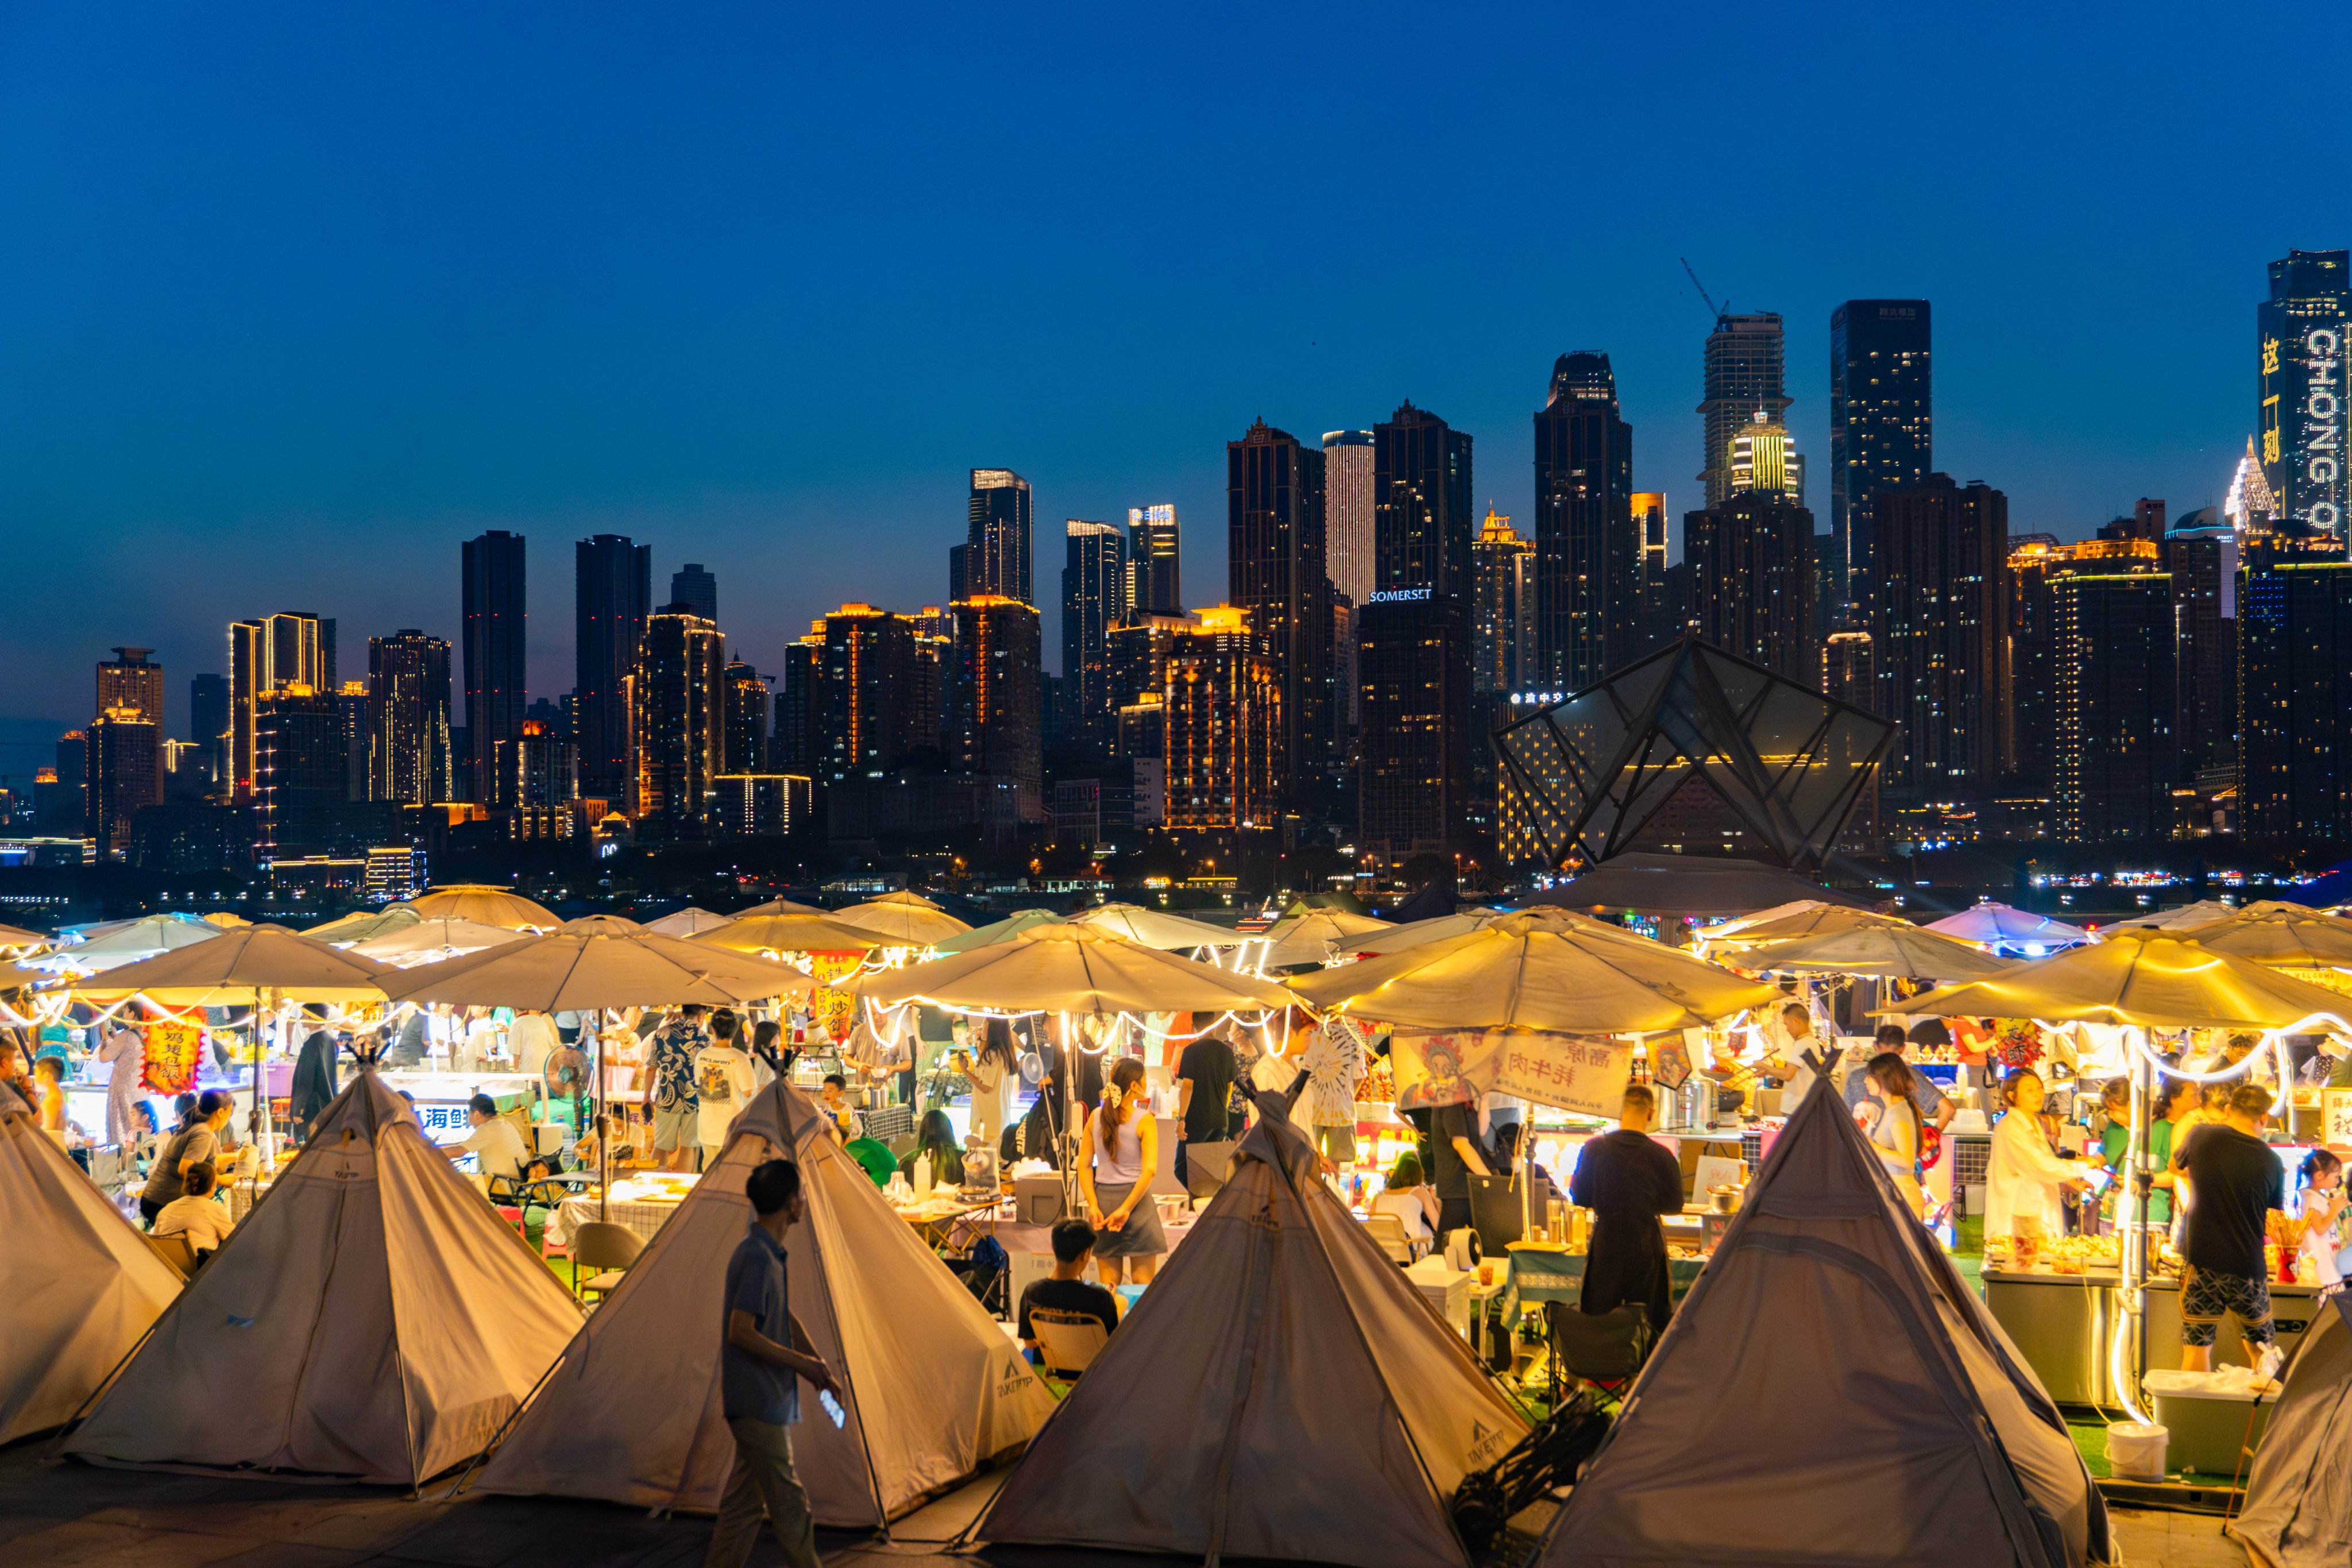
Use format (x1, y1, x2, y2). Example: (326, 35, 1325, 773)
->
(598, 1009, 609, 1222)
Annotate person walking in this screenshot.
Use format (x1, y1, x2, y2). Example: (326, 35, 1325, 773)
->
(705, 1158, 835, 1568)
(1079, 1058, 1166, 1285)
(694, 1011, 760, 1171)
(1569, 1084, 1685, 1332)
(96, 1017, 146, 1150)
(650, 1005, 709, 1173)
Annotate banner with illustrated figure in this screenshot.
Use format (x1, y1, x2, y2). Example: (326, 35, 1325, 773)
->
(142, 1022, 204, 1094)
(1389, 1029, 1636, 1119)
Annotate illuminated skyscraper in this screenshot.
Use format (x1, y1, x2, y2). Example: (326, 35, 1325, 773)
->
(189, 672, 227, 787)
(96, 647, 164, 728)
(1871, 475, 2007, 809)
(1323, 431, 1376, 611)
(1829, 300, 1932, 617)
(1698, 313, 1790, 507)
(576, 534, 651, 802)
(2239, 538, 2352, 840)
(2258, 249, 2352, 538)
(86, 708, 160, 858)
(1062, 520, 1128, 754)
(1227, 420, 1333, 805)
(1470, 507, 1535, 694)
(949, 596, 1044, 824)
(461, 530, 526, 805)
(960, 469, 1034, 606)
(721, 656, 770, 775)
(367, 631, 453, 807)
(1164, 606, 1280, 835)
(254, 687, 346, 862)
(227, 611, 327, 798)
(1532, 352, 1639, 689)
(1682, 492, 1816, 681)
(2164, 511, 2239, 778)
(813, 605, 925, 782)
(1632, 493, 1671, 644)
(2005, 536, 2158, 791)
(1126, 504, 1182, 617)
(1728, 410, 1804, 502)
(631, 604, 723, 828)
(2055, 571, 2176, 841)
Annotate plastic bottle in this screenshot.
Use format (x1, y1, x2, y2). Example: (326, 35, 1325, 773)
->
(914, 1151, 933, 1199)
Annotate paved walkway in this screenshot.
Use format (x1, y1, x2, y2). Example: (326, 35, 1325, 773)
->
(0, 1440, 2247, 1566)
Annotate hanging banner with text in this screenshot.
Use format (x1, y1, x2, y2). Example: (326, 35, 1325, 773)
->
(142, 1022, 204, 1095)
(1389, 1029, 1636, 1119)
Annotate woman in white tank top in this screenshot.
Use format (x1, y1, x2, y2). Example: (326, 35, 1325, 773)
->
(1082, 1057, 1167, 1283)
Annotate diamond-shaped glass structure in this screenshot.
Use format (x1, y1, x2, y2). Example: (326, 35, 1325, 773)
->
(1495, 635, 1897, 872)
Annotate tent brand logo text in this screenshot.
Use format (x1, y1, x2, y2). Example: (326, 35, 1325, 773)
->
(1467, 1419, 1507, 1466)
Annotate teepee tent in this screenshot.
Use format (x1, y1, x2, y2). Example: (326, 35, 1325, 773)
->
(1530, 1073, 2111, 1568)
(62, 1069, 580, 1484)
(975, 1087, 1528, 1568)
(476, 1079, 1052, 1523)
(2231, 1293, 2352, 1568)
(0, 1083, 181, 1445)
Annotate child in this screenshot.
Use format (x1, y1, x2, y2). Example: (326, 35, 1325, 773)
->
(2289, 1148, 2345, 1291)
(692, 1011, 760, 1168)
(150, 1160, 234, 1260)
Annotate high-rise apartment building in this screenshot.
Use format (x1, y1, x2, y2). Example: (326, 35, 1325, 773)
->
(1062, 520, 1129, 754)
(1531, 352, 1639, 690)
(812, 605, 926, 782)
(1164, 606, 1281, 835)
(1323, 431, 1376, 612)
(670, 562, 718, 624)
(2258, 249, 2352, 538)
(333, 682, 370, 803)
(576, 535, 651, 801)
(776, 634, 822, 772)
(949, 596, 1044, 824)
(1829, 300, 1932, 618)
(2239, 538, 2352, 840)
(2055, 570, 2177, 841)
(630, 604, 723, 828)
(96, 647, 164, 728)
(1632, 493, 1671, 649)
(227, 612, 327, 798)
(960, 469, 1034, 606)
(460, 530, 526, 805)
(254, 688, 346, 862)
(367, 631, 454, 807)
(1682, 493, 1817, 681)
(1360, 401, 1474, 859)
(489, 720, 579, 812)
(2005, 536, 2160, 791)
(1698, 313, 1790, 507)
(1227, 420, 1333, 806)
(189, 673, 227, 787)
(85, 708, 160, 858)
(1871, 475, 2007, 809)
(722, 656, 769, 775)
(2164, 510, 2239, 779)
(1126, 505, 1182, 617)
(1471, 507, 1536, 694)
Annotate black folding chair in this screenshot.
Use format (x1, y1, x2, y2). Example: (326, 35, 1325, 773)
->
(1549, 1301, 1652, 1400)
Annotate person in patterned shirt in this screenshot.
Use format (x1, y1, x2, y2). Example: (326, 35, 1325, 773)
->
(1299, 1016, 1368, 1168)
(650, 1004, 710, 1172)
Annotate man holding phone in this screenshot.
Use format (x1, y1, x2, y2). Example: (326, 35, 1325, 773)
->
(708, 1159, 837, 1568)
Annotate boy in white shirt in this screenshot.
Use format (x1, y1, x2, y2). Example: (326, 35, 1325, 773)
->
(446, 1094, 528, 1181)
(693, 1010, 761, 1167)
(151, 1161, 235, 1258)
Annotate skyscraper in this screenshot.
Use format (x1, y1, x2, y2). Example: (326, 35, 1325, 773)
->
(963, 469, 1034, 606)
(1061, 520, 1129, 754)
(1532, 352, 1639, 689)
(1323, 431, 1376, 611)
(227, 611, 327, 798)
(1871, 475, 2008, 810)
(1632, 493, 1671, 648)
(631, 604, 723, 829)
(1470, 507, 1536, 694)
(368, 631, 454, 807)
(461, 530, 526, 805)
(1682, 492, 1817, 681)
(85, 708, 160, 858)
(949, 596, 1044, 824)
(2055, 570, 2177, 841)
(96, 647, 164, 728)
(670, 562, 718, 624)
(1360, 401, 1473, 859)
(1829, 300, 1932, 618)
(2004, 536, 2160, 792)
(1698, 312, 1790, 507)
(775, 634, 821, 773)
(254, 688, 346, 862)
(812, 605, 925, 782)
(189, 672, 227, 787)
(2258, 249, 2352, 538)
(1164, 606, 1281, 835)
(1226, 420, 1333, 806)
(2239, 538, 2352, 840)
(722, 656, 770, 775)
(1728, 410, 1805, 501)
(1126, 505, 1183, 617)
(2164, 509, 2239, 780)
(576, 535, 651, 802)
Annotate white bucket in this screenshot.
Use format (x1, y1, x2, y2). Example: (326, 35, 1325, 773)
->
(2106, 1422, 2169, 1481)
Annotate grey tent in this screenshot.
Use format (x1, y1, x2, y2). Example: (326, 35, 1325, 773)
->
(974, 1081, 1528, 1568)
(2231, 1293, 2352, 1567)
(1531, 1073, 2112, 1567)
(474, 1077, 1053, 1524)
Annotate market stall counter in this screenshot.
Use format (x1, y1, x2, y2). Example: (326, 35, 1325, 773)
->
(1984, 1264, 2329, 1408)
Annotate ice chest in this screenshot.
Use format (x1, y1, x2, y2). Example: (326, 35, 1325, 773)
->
(2147, 1384, 2275, 1476)
(1404, 1256, 1471, 1339)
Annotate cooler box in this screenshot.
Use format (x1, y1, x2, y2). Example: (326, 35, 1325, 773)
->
(1013, 1173, 1065, 1226)
(2145, 1377, 2276, 1476)
(1404, 1256, 1471, 1340)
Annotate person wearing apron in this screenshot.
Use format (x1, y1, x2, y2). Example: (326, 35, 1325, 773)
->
(1080, 1057, 1167, 1285)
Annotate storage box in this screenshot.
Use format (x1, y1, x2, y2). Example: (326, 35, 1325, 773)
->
(2146, 1384, 2275, 1476)
(1404, 1256, 1472, 1339)
(1013, 1173, 1065, 1226)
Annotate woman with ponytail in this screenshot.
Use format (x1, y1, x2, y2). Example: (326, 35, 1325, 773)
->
(1860, 1052, 1928, 1219)
(1079, 1056, 1167, 1284)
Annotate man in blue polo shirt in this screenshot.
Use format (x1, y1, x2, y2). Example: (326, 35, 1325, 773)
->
(706, 1158, 837, 1568)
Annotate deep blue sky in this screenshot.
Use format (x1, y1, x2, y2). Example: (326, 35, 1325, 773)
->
(3, 3, 2346, 773)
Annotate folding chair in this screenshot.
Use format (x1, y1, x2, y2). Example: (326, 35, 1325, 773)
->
(145, 1232, 198, 1279)
(570, 1220, 644, 1301)
(1363, 1212, 1416, 1266)
(1028, 1307, 1110, 1380)
(1468, 1173, 1527, 1255)
(1549, 1300, 1652, 1398)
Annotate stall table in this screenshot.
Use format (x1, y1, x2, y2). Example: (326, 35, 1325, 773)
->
(548, 1172, 698, 1247)
(1983, 1268, 2328, 1409)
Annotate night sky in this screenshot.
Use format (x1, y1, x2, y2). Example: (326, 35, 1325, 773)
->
(3, 3, 2346, 771)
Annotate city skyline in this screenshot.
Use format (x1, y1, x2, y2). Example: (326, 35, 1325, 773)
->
(5, 6, 2341, 748)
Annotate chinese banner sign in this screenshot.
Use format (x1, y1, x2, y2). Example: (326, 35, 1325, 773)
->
(142, 1022, 204, 1095)
(805, 952, 863, 1044)
(1390, 1029, 1636, 1119)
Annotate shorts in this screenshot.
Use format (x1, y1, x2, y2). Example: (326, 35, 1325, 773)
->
(652, 1102, 698, 1153)
(1312, 1123, 1356, 1162)
(2181, 1264, 2274, 1348)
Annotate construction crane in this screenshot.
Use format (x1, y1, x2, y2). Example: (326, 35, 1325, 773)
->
(1679, 257, 1731, 329)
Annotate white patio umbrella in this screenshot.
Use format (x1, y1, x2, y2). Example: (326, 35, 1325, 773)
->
(1256, 907, 1396, 968)
(1065, 902, 1250, 951)
(643, 906, 735, 938)
(55, 914, 225, 972)
(349, 917, 531, 967)
(829, 898, 972, 947)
